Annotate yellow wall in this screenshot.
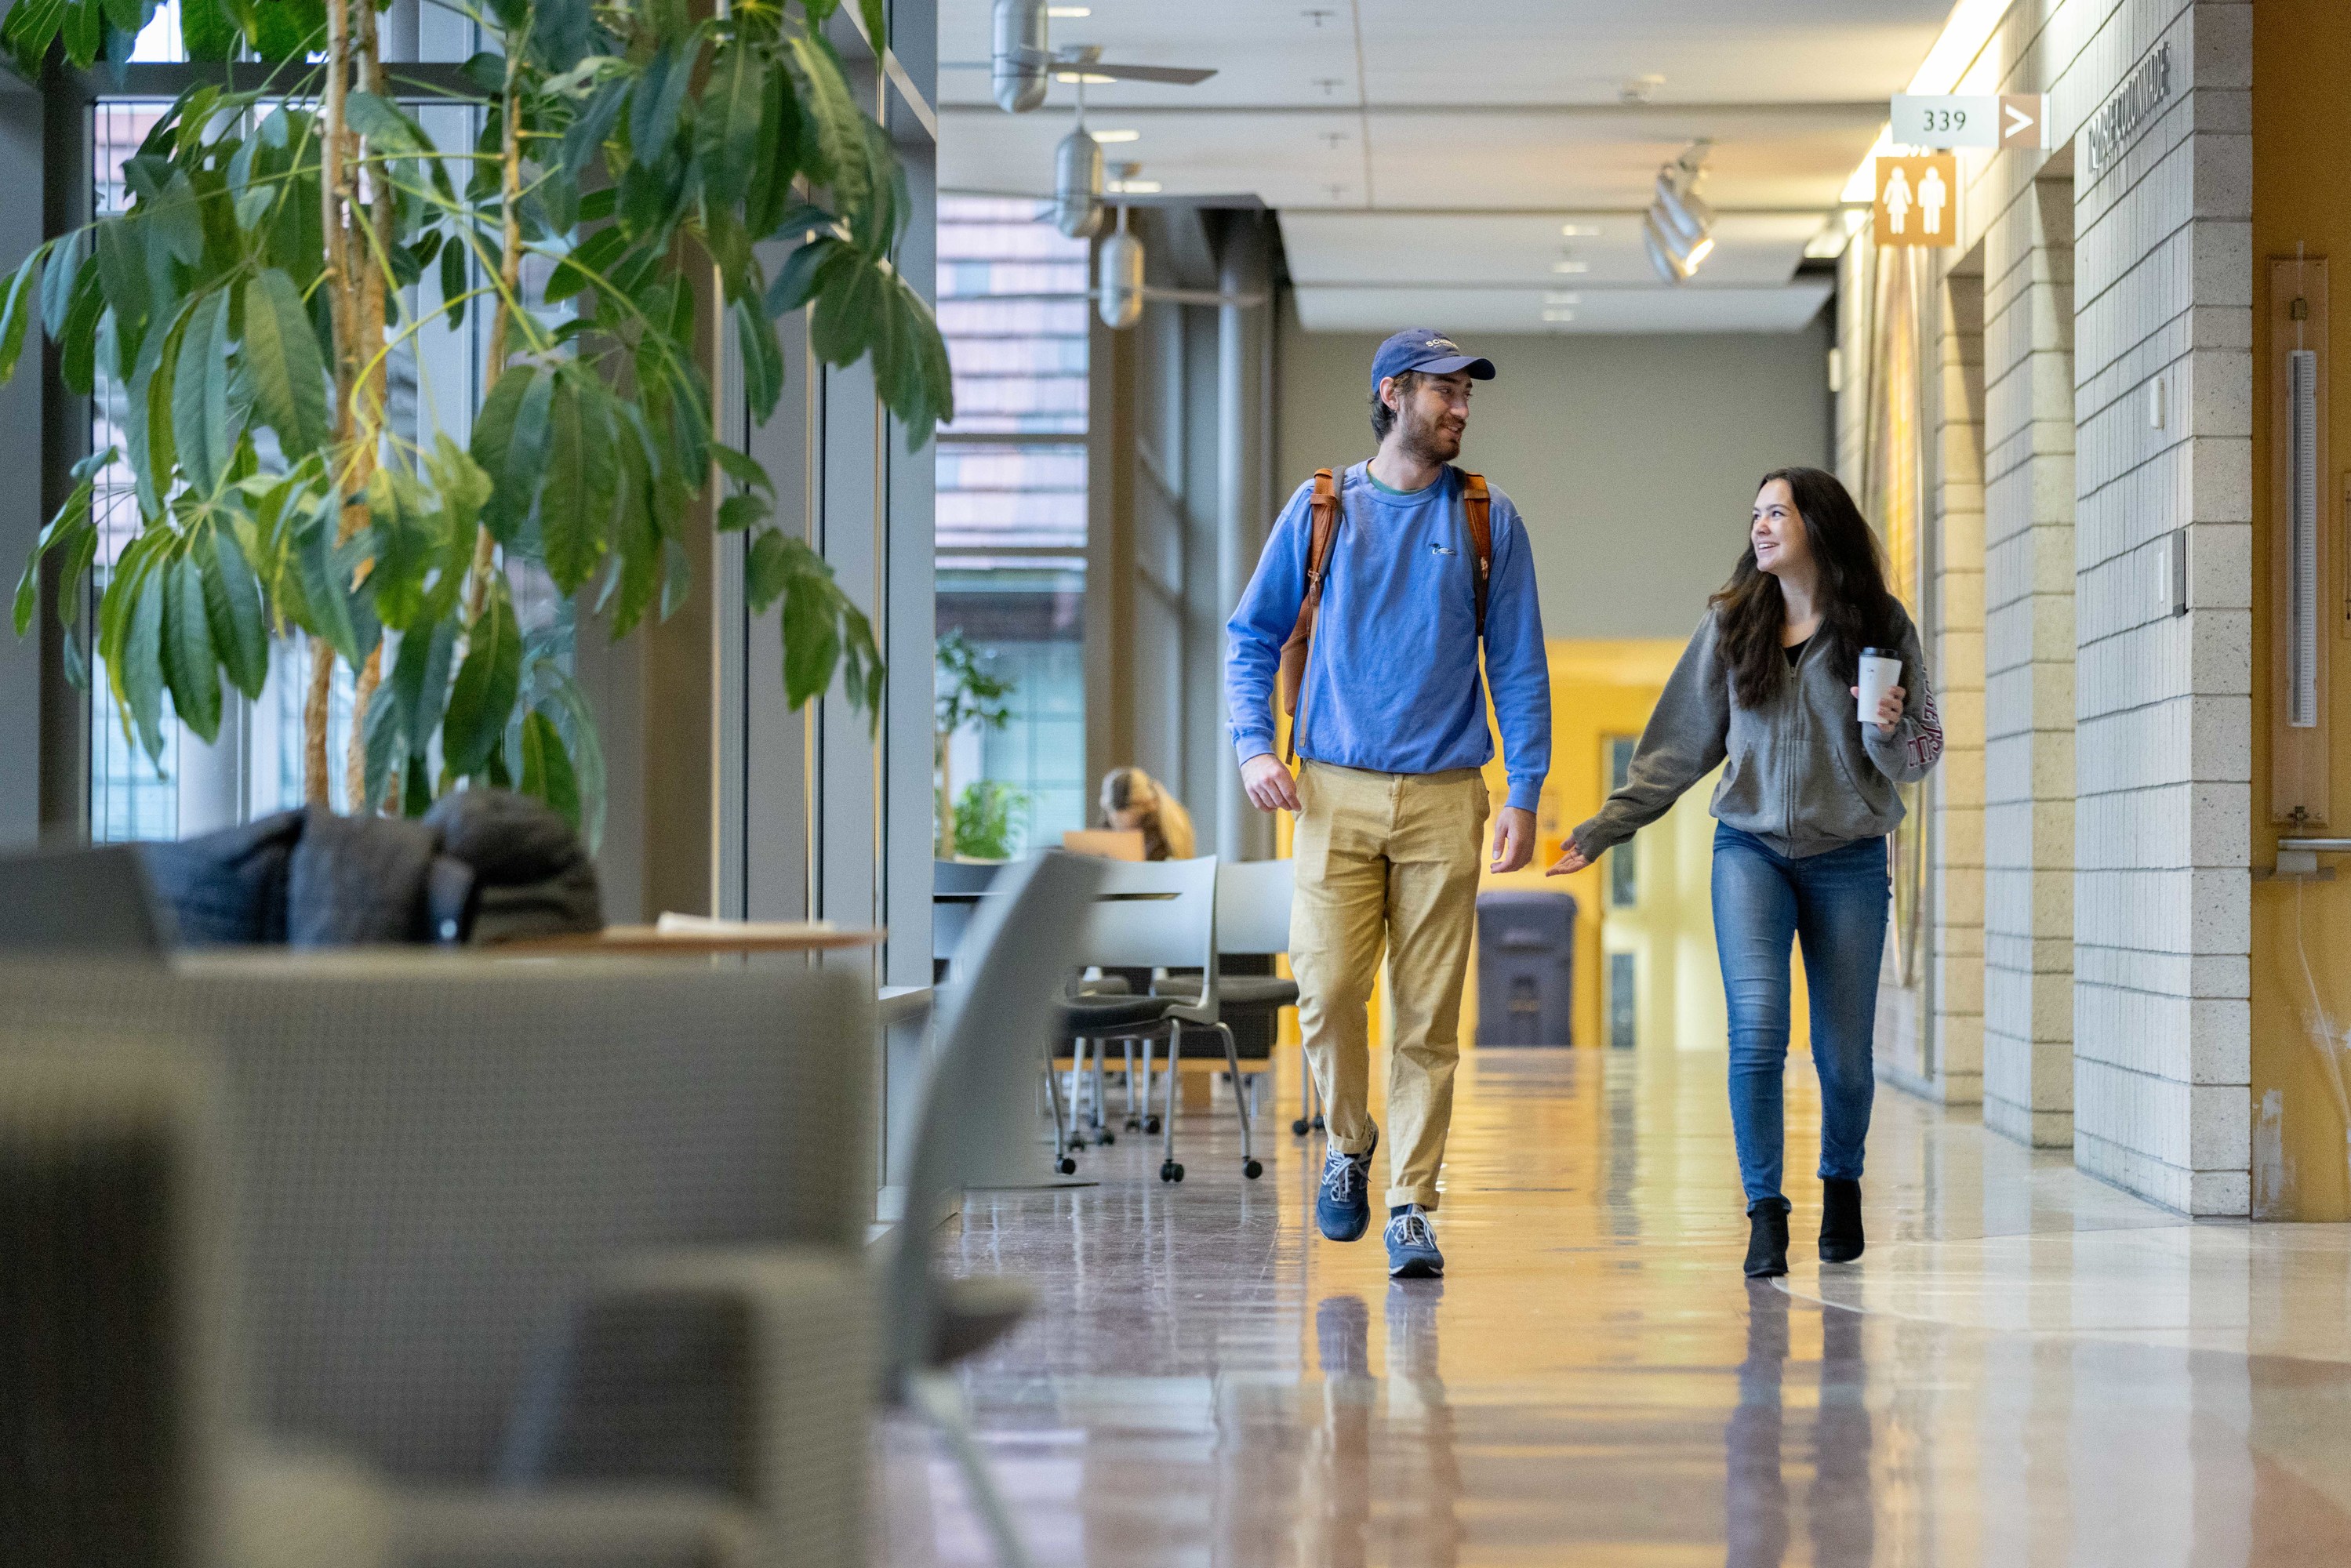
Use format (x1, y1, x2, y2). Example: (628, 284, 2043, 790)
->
(2250, 0, 2351, 1221)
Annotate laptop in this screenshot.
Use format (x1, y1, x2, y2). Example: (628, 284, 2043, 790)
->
(1061, 829, 1147, 862)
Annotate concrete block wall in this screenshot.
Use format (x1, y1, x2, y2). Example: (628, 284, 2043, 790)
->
(1926, 268, 1988, 1105)
(2060, 0, 2253, 1214)
(1980, 173, 2080, 1148)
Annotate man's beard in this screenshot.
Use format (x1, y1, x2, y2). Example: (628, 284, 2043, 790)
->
(1400, 403, 1463, 464)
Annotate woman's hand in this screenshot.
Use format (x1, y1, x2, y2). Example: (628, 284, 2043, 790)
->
(1547, 840, 1591, 877)
(1851, 684, 1906, 737)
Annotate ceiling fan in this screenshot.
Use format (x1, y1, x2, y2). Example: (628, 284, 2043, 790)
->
(991, 0, 1216, 113)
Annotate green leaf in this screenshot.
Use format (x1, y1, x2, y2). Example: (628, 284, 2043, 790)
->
(404, 753, 431, 817)
(538, 375, 616, 595)
(858, 0, 888, 55)
(696, 39, 764, 209)
(172, 290, 234, 496)
(0, 245, 41, 390)
(61, 0, 100, 68)
(391, 615, 458, 757)
(343, 91, 430, 156)
(472, 364, 554, 543)
(364, 466, 443, 630)
(516, 710, 580, 829)
(543, 223, 627, 305)
(147, 170, 206, 267)
(438, 230, 469, 328)
(2, 0, 67, 78)
(241, 0, 323, 60)
(40, 234, 83, 339)
(362, 663, 406, 812)
(119, 552, 166, 761)
(162, 550, 222, 742)
(94, 216, 153, 372)
(198, 517, 267, 699)
(745, 69, 804, 239)
(57, 257, 102, 394)
(294, 491, 371, 666)
(13, 470, 96, 637)
(732, 293, 784, 421)
(787, 34, 872, 224)
(711, 443, 771, 494)
(765, 234, 846, 318)
(780, 561, 843, 711)
(630, 38, 696, 164)
(427, 434, 493, 539)
(123, 296, 187, 518)
(716, 492, 769, 535)
(98, 0, 146, 41)
(561, 74, 630, 180)
(241, 268, 330, 459)
(177, 0, 236, 60)
(529, 0, 593, 73)
(744, 527, 791, 611)
(443, 579, 521, 778)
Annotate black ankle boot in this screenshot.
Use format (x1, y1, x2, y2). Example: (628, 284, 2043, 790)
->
(1743, 1198, 1790, 1278)
(1819, 1178, 1864, 1263)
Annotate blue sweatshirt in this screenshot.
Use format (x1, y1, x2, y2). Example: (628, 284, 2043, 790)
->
(1225, 463, 1551, 812)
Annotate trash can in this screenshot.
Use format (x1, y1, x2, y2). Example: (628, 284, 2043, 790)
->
(1474, 890, 1576, 1047)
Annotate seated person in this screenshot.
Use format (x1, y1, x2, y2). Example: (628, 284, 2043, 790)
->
(1099, 768, 1195, 861)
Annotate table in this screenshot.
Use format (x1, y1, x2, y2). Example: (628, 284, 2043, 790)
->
(492, 924, 885, 955)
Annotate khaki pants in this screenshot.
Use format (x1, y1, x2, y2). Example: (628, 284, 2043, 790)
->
(1290, 761, 1488, 1211)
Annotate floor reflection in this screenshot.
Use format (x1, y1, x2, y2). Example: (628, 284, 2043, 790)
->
(877, 1049, 2351, 1566)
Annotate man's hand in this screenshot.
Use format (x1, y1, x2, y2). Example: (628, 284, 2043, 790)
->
(1547, 840, 1591, 877)
(1490, 806, 1535, 873)
(1241, 752, 1300, 813)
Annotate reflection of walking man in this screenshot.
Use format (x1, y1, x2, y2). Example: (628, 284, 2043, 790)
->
(1917, 162, 1948, 237)
(1226, 328, 1551, 1279)
(1882, 165, 1913, 234)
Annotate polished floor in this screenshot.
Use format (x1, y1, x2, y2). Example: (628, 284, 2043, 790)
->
(879, 1048, 2351, 1566)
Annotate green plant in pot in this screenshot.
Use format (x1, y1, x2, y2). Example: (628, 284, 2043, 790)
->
(0, 0, 950, 842)
(931, 626, 1009, 857)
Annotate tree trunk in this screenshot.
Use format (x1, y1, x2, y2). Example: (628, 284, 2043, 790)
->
(341, 0, 396, 808)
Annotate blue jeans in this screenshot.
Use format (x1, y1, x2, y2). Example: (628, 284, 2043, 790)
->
(1710, 825, 1889, 1207)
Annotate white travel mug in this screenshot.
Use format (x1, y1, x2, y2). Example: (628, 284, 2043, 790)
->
(1857, 648, 1902, 724)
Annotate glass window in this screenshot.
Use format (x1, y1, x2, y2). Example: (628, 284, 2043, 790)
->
(934, 197, 1089, 855)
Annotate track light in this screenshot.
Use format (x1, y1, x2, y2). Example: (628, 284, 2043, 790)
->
(1099, 208, 1143, 328)
(1053, 124, 1104, 238)
(1643, 142, 1714, 285)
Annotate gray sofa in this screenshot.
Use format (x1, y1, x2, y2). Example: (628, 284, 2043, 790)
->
(0, 954, 876, 1568)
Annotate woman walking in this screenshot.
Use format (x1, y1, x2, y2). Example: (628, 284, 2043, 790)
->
(1549, 467, 1942, 1276)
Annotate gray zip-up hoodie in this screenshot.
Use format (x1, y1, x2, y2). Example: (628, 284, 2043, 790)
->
(1572, 604, 1942, 861)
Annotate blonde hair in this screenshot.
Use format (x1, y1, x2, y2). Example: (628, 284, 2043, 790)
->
(1099, 768, 1195, 859)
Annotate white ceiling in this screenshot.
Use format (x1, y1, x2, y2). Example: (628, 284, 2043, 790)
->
(936, 0, 1956, 332)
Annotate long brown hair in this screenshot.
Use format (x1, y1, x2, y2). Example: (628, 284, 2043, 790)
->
(1709, 466, 1901, 710)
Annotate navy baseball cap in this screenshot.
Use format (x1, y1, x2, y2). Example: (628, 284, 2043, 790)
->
(1369, 328, 1496, 394)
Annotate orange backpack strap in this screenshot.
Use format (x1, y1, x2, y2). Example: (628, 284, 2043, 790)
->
(1463, 471, 1492, 636)
(1306, 466, 1340, 583)
(1277, 467, 1343, 763)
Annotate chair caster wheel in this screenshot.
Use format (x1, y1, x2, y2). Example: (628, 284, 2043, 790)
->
(1124, 1117, 1142, 1131)
(1159, 1160, 1184, 1183)
(1243, 1159, 1263, 1180)
(1289, 1118, 1309, 1136)
(1057, 1156, 1077, 1175)
(1099, 1129, 1116, 1145)
(1145, 1116, 1161, 1134)
(1312, 1116, 1326, 1131)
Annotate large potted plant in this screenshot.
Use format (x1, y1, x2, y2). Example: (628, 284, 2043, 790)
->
(0, 0, 950, 834)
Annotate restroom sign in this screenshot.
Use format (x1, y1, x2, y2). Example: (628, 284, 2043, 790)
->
(1874, 154, 1958, 248)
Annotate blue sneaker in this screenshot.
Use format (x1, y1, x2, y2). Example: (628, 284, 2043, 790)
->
(1385, 1206, 1444, 1278)
(1315, 1131, 1377, 1242)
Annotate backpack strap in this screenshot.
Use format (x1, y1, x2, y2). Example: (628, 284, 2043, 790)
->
(1306, 466, 1340, 587)
(1277, 468, 1343, 764)
(1463, 471, 1492, 636)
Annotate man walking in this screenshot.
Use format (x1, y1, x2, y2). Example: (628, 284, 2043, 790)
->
(1225, 329, 1550, 1278)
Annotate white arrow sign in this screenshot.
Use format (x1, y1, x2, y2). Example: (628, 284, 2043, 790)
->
(1891, 93, 2049, 151)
